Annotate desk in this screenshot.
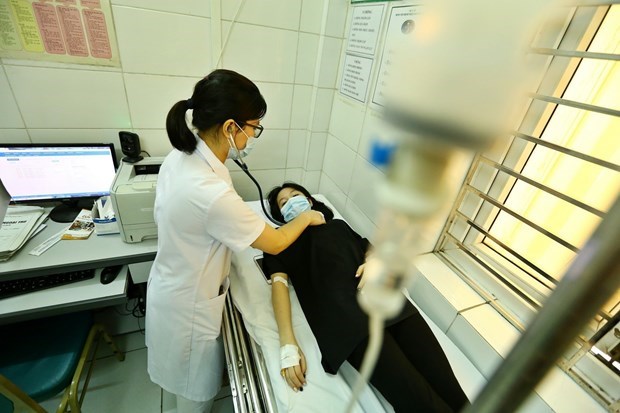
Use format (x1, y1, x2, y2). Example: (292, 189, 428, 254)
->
(0, 216, 157, 324)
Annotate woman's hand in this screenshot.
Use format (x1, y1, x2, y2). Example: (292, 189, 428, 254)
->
(301, 210, 326, 226)
(280, 344, 307, 392)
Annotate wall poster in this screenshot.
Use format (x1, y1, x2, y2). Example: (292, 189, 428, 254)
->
(346, 3, 384, 56)
(372, 5, 423, 106)
(340, 53, 373, 103)
(0, 0, 119, 66)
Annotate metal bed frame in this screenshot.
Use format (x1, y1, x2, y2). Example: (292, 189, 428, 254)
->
(222, 293, 278, 413)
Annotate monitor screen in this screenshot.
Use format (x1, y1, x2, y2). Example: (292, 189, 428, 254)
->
(0, 144, 117, 221)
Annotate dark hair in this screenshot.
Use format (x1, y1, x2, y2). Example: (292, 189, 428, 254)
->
(166, 69, 267, 154)
(267, 182, 334, 223)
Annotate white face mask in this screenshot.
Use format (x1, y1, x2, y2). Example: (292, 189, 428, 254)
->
(226, 124, 257, 160)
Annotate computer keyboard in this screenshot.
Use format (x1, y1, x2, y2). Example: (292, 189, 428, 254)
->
(0, 268, 96, 299)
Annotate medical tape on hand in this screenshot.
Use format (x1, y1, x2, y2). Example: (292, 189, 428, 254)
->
(280, 344, 300, 369)
(272, 275, 289, 287)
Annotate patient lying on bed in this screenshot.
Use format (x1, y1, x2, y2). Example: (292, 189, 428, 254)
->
(262, 182, 469, 413)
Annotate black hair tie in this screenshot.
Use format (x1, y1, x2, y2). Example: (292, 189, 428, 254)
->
(186, 98, 194, 109)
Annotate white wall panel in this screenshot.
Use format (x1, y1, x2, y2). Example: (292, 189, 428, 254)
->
(322, 134, 355, 192)
(222, 22, 298, 83)
(124, 74, 199, 129)
(291, 85, 312, 129)
(113, 6, 211, 76)
(329, 95, 365, 151)
(343, 198, 378, 241)
(0, 70, 24, 129)
(227, 129, 288, 171)
(132, 129, 173, 157)
(5, 66, 130, 129)
(311, 88, 334, 131)
(317, 172, 346, 213)
(285, 168, 303, 183)
(305, 132, 327, 171)
(300, 0, 324, 34)
(295, 33, 319, 85)
(287, 129, 308, 168)
(324, 0, 348, 38)
(222, 0, 302, 31)
(111, 0, 210, 17)
(317, 37, 342, 88)
(254, 82, 294, 130)
(348, 155, 383, 222)
(0, 129, 30, 143)
(303, 170, 320, 194)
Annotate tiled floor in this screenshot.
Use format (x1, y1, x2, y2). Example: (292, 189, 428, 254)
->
(38, 330, 234, 413)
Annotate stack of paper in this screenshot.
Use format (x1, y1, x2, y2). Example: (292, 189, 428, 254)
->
(0, 206, 48, 261)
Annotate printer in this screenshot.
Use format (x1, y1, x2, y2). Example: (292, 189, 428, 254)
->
(110, 157, 163, 243)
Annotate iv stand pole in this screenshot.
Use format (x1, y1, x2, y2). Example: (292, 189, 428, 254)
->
(463, 194, 620, 413)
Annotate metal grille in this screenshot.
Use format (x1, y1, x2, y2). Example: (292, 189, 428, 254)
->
(435, 2, 620, 405)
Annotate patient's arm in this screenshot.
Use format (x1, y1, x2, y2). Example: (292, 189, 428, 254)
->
(271, 272, 307, 391)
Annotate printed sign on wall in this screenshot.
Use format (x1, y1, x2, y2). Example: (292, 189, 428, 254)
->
(346, 3, 384, 56)
(372, 5, 423, 106)
(340, 53, 374, 103)
(0, 0, 119, 66)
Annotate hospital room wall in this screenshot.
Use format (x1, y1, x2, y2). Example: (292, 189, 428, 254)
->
(0, 0, 349, 197)
(316, 2, 473, 252)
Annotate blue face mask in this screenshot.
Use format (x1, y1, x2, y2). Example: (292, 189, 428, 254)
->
(227, 134, 256, 160)
(281, 195, 311, 222)
(226, 122, 258, 160)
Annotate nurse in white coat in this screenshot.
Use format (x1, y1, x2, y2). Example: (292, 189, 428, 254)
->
(145, 69, 325, 413)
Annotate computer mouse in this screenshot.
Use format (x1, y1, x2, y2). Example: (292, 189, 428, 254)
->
(100, 265, 123, 285)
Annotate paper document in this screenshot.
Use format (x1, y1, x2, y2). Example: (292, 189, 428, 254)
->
(62, 209, 95, 240)
(0, 206, 48, 261)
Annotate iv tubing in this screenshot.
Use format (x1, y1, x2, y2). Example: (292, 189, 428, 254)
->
(345, 315, 385, 413)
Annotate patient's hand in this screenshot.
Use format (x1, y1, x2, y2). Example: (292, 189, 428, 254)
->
(280, 346, 307, 392)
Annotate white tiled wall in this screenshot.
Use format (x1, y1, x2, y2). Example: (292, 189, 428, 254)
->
(0, 0, 350, 201)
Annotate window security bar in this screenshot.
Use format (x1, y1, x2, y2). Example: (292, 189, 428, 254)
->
(442, 233, 541, 309)
(452, 211, 557, 287)
(513, 132, 620, 172)
(465, 185, 581, 253)
(530, 48, 620, 61)
(530, 93, 620, 117)
(478, 156, 606, 217)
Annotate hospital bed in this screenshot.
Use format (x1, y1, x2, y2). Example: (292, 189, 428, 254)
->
(223, 195, 483, 412)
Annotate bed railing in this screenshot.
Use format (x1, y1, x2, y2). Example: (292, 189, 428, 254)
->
(223, 294, 278, 413)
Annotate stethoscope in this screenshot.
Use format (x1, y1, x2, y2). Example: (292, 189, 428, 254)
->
(232, 157, 285, 227)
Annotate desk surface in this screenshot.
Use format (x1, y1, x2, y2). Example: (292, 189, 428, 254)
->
(0, 214, 157, 324)
(1, 217, 158, 280)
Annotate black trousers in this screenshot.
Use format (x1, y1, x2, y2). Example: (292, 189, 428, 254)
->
(347, 313, 470, 413)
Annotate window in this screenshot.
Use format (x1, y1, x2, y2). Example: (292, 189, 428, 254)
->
(435, 3, 619, 407)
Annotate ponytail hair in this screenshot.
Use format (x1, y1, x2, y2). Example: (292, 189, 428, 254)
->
(267, 182, 334, 223)
(166, 99, 196, 153)
(166, 69, 267, 154)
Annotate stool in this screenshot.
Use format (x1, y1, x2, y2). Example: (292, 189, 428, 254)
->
(0, 311, 125, 413)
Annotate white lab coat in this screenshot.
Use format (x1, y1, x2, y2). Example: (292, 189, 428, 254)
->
(145, 138, 264, 401)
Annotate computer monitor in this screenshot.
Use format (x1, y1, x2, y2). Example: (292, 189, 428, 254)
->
(0, 143, 118, 223)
